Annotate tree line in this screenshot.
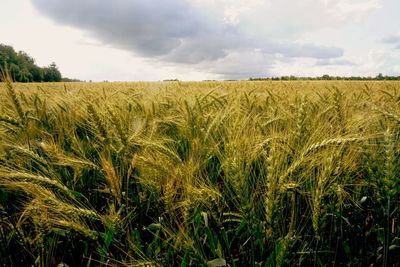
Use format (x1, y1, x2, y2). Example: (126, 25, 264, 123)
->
(0, 44, 62, 82)
(249, 73, 400, 81)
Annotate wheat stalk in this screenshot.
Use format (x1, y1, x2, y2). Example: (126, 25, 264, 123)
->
(3, 75, 26, 124)
(87, 103, 108, 140)
(0, 114, 21, 127)
(101, 157, 122, 206)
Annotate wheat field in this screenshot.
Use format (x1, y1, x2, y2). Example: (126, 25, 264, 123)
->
(0, 79, 399, 266)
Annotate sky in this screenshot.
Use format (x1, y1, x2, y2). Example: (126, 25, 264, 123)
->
(0, 0, 399, 81)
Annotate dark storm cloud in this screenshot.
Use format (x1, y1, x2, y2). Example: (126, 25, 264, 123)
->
(31, 0, 344, 77)
(32, 0, 213, 57)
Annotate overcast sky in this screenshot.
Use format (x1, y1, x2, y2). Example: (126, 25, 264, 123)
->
(1, 0, 399, 81)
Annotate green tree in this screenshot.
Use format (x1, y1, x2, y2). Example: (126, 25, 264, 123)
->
(9, 63, 21, 81)
(0, 43, 63, 82)
(31, 66, 44, 82)
(43, 62, 62, 82)
(321, 74, 331, 80)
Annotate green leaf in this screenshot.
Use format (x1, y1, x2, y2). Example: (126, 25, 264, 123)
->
(146, 223, 162, 232)
(180, 249, 189, 267)
(207, 258, 226, 267)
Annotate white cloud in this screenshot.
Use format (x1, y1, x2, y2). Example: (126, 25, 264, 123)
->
(382, 33, 400, 52)
(392, 65, 400, 73)
(335, 0, 381, 17)
(356, 48, 400, 76)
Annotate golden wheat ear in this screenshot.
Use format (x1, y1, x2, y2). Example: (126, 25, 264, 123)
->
(1, 68, 26, 124)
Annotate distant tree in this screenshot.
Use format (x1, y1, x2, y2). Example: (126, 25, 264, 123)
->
(31, 66, 44, 82)
(0, 43, 64, 82)
(19, 68, 33, 82)
(9, 63, 21, 81)
(61, 77, 82, 82)
(376, 73, 384, 80)
(321, 74, 331, 80)
(43, 62, 62, 82)
(248, 74, 400, 81)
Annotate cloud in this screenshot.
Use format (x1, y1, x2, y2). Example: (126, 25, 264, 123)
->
(393, 65, 400, 73)
(382, 34, 400, 44)
(382, 34, 400, 51)
(32, 0, 212, 57)
(264, 43, 343, 59)
(315, 58, 355, 66)
(334, 0, 381, 18)
(31, 0, 346, 78)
